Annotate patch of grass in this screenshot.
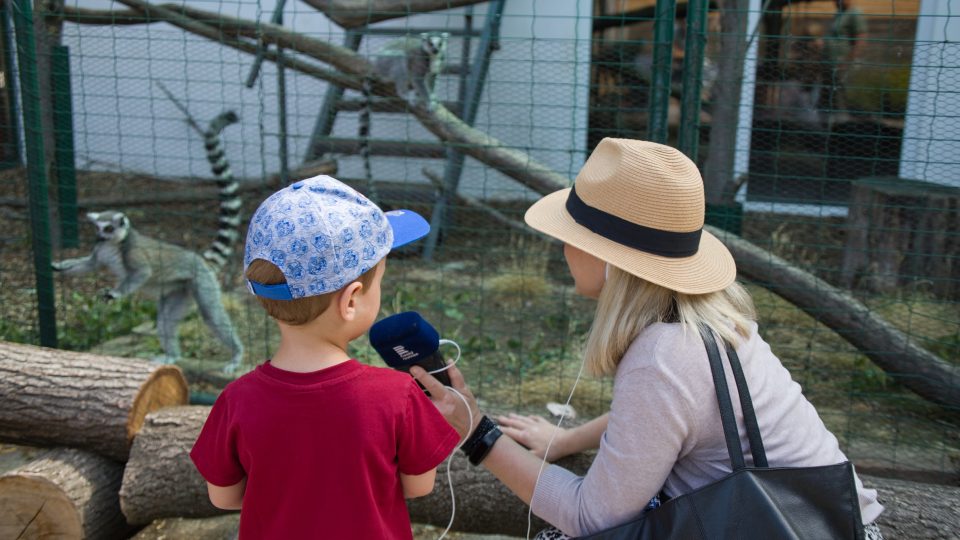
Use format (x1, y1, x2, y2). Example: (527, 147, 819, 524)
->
(0, 290, 156, 351)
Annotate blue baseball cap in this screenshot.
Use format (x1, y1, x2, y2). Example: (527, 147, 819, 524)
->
(243, 175, 429, 300)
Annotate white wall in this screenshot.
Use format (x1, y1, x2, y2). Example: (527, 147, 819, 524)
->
(62, 0, 591, 200)
(899, 0, 960, 186)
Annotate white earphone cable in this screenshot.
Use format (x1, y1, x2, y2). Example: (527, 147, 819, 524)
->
(526, 351, 587, 540)
(437, 385, 472, 540)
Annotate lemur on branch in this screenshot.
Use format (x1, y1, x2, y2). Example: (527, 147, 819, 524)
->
(53, 106, 245, 374)
(359, 32, 449, 202)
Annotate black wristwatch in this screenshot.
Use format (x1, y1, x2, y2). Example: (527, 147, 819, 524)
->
(460, 415, 503, 466)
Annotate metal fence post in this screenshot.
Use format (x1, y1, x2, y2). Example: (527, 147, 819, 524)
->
(12, 0, 57, 347)
(677, 0, 708, 160)
(648, 0, 676, 143)
(51, 44, 77, 248)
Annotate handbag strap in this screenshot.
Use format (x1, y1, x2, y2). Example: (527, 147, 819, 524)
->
(698, 324, 768, 470)
(723, 338, 768, 467)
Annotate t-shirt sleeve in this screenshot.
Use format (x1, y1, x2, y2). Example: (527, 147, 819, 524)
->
(396, 379, 460, 475)
(190, 391, 246, 487)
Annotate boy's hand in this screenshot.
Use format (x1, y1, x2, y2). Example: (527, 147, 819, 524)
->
(410, 363, 481, 440)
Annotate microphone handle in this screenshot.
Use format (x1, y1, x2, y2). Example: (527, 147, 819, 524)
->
(396, 351, 452, 389)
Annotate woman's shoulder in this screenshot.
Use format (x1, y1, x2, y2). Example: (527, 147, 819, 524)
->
(620, 321, 762, 373)
(621, 323, 702, 368)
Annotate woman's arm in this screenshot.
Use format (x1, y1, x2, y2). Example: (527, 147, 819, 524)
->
(400, 469, 438, 498)
(497, 413, 609, 461)
(413, 362, 688, 536)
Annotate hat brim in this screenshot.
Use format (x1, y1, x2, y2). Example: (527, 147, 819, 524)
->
(386, 209, 431, 248)
(524, 188, 736, 295)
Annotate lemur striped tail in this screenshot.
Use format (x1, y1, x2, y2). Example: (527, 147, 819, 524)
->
(358, 77, 379, 203)
(203, 111, 242, 270)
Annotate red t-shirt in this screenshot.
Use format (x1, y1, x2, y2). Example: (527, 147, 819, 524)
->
(190, 359, 460, 539)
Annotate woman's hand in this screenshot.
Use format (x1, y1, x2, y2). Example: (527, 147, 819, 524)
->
(410, 364, 481, 440)
(497, 413, 568, 461)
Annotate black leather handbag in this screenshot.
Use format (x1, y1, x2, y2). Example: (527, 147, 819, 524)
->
(578, 325, 865, 539)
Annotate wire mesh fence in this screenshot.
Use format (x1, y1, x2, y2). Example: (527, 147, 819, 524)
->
(0, 0, 957, 497)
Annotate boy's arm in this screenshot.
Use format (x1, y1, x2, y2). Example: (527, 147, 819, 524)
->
(207, 477, 246, 510)
(400, 468, 438, 499)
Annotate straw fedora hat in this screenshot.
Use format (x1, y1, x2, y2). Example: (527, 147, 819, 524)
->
(524, 138, 736, 295)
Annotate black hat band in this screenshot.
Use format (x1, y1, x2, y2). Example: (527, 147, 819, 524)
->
(565, 186, 701, 258)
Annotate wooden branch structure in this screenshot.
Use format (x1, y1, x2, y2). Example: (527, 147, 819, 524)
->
(422, 167, 555, 241)
(300, 0, 491, 29)
(119, 406, 959, 537)
(0, 342, 189, 461)
(61, 1, 959, 408)
(64, 2, 571, 198)
(0, 448, 130, 539)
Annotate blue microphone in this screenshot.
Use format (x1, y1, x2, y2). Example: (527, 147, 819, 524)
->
(369, 311, 453, 389)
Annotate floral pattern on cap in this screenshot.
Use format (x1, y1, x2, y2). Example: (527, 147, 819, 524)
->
(244, 175, 393, 299)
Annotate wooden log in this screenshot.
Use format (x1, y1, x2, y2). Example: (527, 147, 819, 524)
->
(118, 406, 960, 538)
(0, 342, 189, 461)
(0, 448, 130, 539)
(841, 177, 960, 300)
(119, 406, 221, 525)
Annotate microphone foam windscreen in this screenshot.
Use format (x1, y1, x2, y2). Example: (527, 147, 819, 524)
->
(368, 311, 440, 368)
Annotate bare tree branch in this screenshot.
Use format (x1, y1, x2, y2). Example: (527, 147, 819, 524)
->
(422, 167, 554, 241)
(106, 1, 363, 90)
(712, 226, 960, 409)
(299, 0, 491, 29)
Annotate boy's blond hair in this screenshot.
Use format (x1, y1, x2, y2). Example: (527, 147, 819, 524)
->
(245, 259, 380, 326)
(583, 266, 757, 377)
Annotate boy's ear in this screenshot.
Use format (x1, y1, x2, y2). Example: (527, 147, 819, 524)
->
(336, 281, 365, 321)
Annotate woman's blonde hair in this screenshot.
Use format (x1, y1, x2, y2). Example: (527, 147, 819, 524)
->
(246, 258, 380, 326)
(583, 266, 756, 377)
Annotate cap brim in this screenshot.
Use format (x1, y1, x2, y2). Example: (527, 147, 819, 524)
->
(386, 209, 430, 248)
(524, 189, 737, 295)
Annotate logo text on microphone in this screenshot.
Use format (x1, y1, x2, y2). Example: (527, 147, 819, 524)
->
(393, 345, 419, 360)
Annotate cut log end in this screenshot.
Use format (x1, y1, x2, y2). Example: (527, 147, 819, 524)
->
(127, 365, 189, 443)
(0, 475, 83, 538)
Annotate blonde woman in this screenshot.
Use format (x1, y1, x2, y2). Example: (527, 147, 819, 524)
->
(412, 138, 884, 539)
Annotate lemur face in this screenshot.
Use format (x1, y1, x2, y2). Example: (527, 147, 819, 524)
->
(420, 32, 448, 58)
(87, 211, 130, 243)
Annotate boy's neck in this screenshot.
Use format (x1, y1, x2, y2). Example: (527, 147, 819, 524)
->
(270, 320, 354, 373)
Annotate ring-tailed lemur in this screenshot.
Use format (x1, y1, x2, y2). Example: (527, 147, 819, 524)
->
(359, 32, 449, 202)
(52, 112, 245, 374)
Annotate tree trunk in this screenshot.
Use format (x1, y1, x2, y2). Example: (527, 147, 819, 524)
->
(702, 0, 749, 206)
(119, 406, 221, 525)
(0, 448, 131, 539)
(0, 342, 189, 461)
(841, 178, 960, 300)
(118, 406, 960, 538)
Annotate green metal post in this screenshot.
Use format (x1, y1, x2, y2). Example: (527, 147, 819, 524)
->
(0, 2, 21, 170)
(677, 0, 709, 160)
(12, 0, 57, 347)
(51, 45, 77, 248)
(648, 0, 677, 143)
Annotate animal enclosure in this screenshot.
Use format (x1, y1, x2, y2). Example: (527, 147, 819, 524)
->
(0, 2, 957, 532)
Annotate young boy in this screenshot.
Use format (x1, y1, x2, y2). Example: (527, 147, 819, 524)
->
(190, 175, 460, 539)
